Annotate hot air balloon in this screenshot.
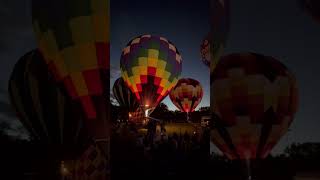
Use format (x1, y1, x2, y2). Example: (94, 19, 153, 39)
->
(209, 0, 230, 71)
(31, 0, 110, 141)
(120, 34, 182, 119)
(8, 49, 91, 179)
(112, 77, 139, 121)
(169, 78, 203, 122)
(299, 0, 320, 23)
(200, 34, 211, 67)
(210, 52, 298, 176)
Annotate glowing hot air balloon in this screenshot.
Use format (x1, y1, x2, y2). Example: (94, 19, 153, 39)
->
(211, 52, 298, 160)
(31, 0, 110, 141)
(169, 78, 203, 121)
(120, 34, 182, 118)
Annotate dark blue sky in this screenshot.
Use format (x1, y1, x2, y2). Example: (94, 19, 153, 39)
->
(110, 0, 211, 111)
(0, 0, 319, 154)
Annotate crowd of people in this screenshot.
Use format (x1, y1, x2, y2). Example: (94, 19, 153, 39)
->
(111, 120, 211, 179)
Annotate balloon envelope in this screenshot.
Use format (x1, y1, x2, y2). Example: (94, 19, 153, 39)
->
(9, 49, 90, 159)
(169, 78, 203, 113)
(112, 77, 139, 113)
(120, 34, 182, 112)
(210, 52, 298, 160)
(32, 0, 110, 119)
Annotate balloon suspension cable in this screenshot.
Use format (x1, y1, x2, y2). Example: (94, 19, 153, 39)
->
(245, 158, 252, 180)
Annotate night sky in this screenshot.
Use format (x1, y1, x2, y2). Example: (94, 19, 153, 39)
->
(0, 0, 320, 154)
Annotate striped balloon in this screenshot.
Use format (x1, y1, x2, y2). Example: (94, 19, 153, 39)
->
(211, 52, 299, 160)
(32, 0, 110, 119)
(8, 49, 90, 159)
(169, 78, 203, 113)
(120, 34, 182, 112)
(112, 77, 139, 113)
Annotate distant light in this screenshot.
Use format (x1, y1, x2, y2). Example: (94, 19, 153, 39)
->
(145, 104, 149, 107)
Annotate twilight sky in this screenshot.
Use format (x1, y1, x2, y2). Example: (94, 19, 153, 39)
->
(0, 0, 319, 154)
(110, 0, 211, 111)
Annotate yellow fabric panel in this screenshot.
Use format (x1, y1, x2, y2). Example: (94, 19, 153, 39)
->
(138, 66, 147, 75)
(92, 14, 109, 42)
(77, 43, 98, 69)
(70, 16, 94, 44)
(148, 49, 159, 59)
(164, 81, 171, 89)
(132, 66, 140, 76)
(160, 79, 168, 88)
(157, 59, 166, 70)
(155, 68, 164, 78)
(138, 57, 148, 66)
(148, 57, 158, 67)
(71, 72, 88, 96)
(162, 71, 171, 80)
(133, 75, 141, 84)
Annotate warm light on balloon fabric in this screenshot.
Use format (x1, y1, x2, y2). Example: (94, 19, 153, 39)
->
(120, 34, 182, 114)
(169, 78, 203, 113)
(210, 52, 299, 160)
(31, 0, 110, 120)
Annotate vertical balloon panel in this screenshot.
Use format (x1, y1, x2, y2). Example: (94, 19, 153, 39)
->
(32, 0, 110, 179)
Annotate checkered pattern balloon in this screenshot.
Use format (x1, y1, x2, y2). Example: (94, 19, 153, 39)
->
(169, 78, 203, 113)
(120, 34, 182, 109)
(112, 77, 139, 113)
(32, 0, 110, 119)
(209, 0, 230, 71)
(210, 52, 299, 160)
